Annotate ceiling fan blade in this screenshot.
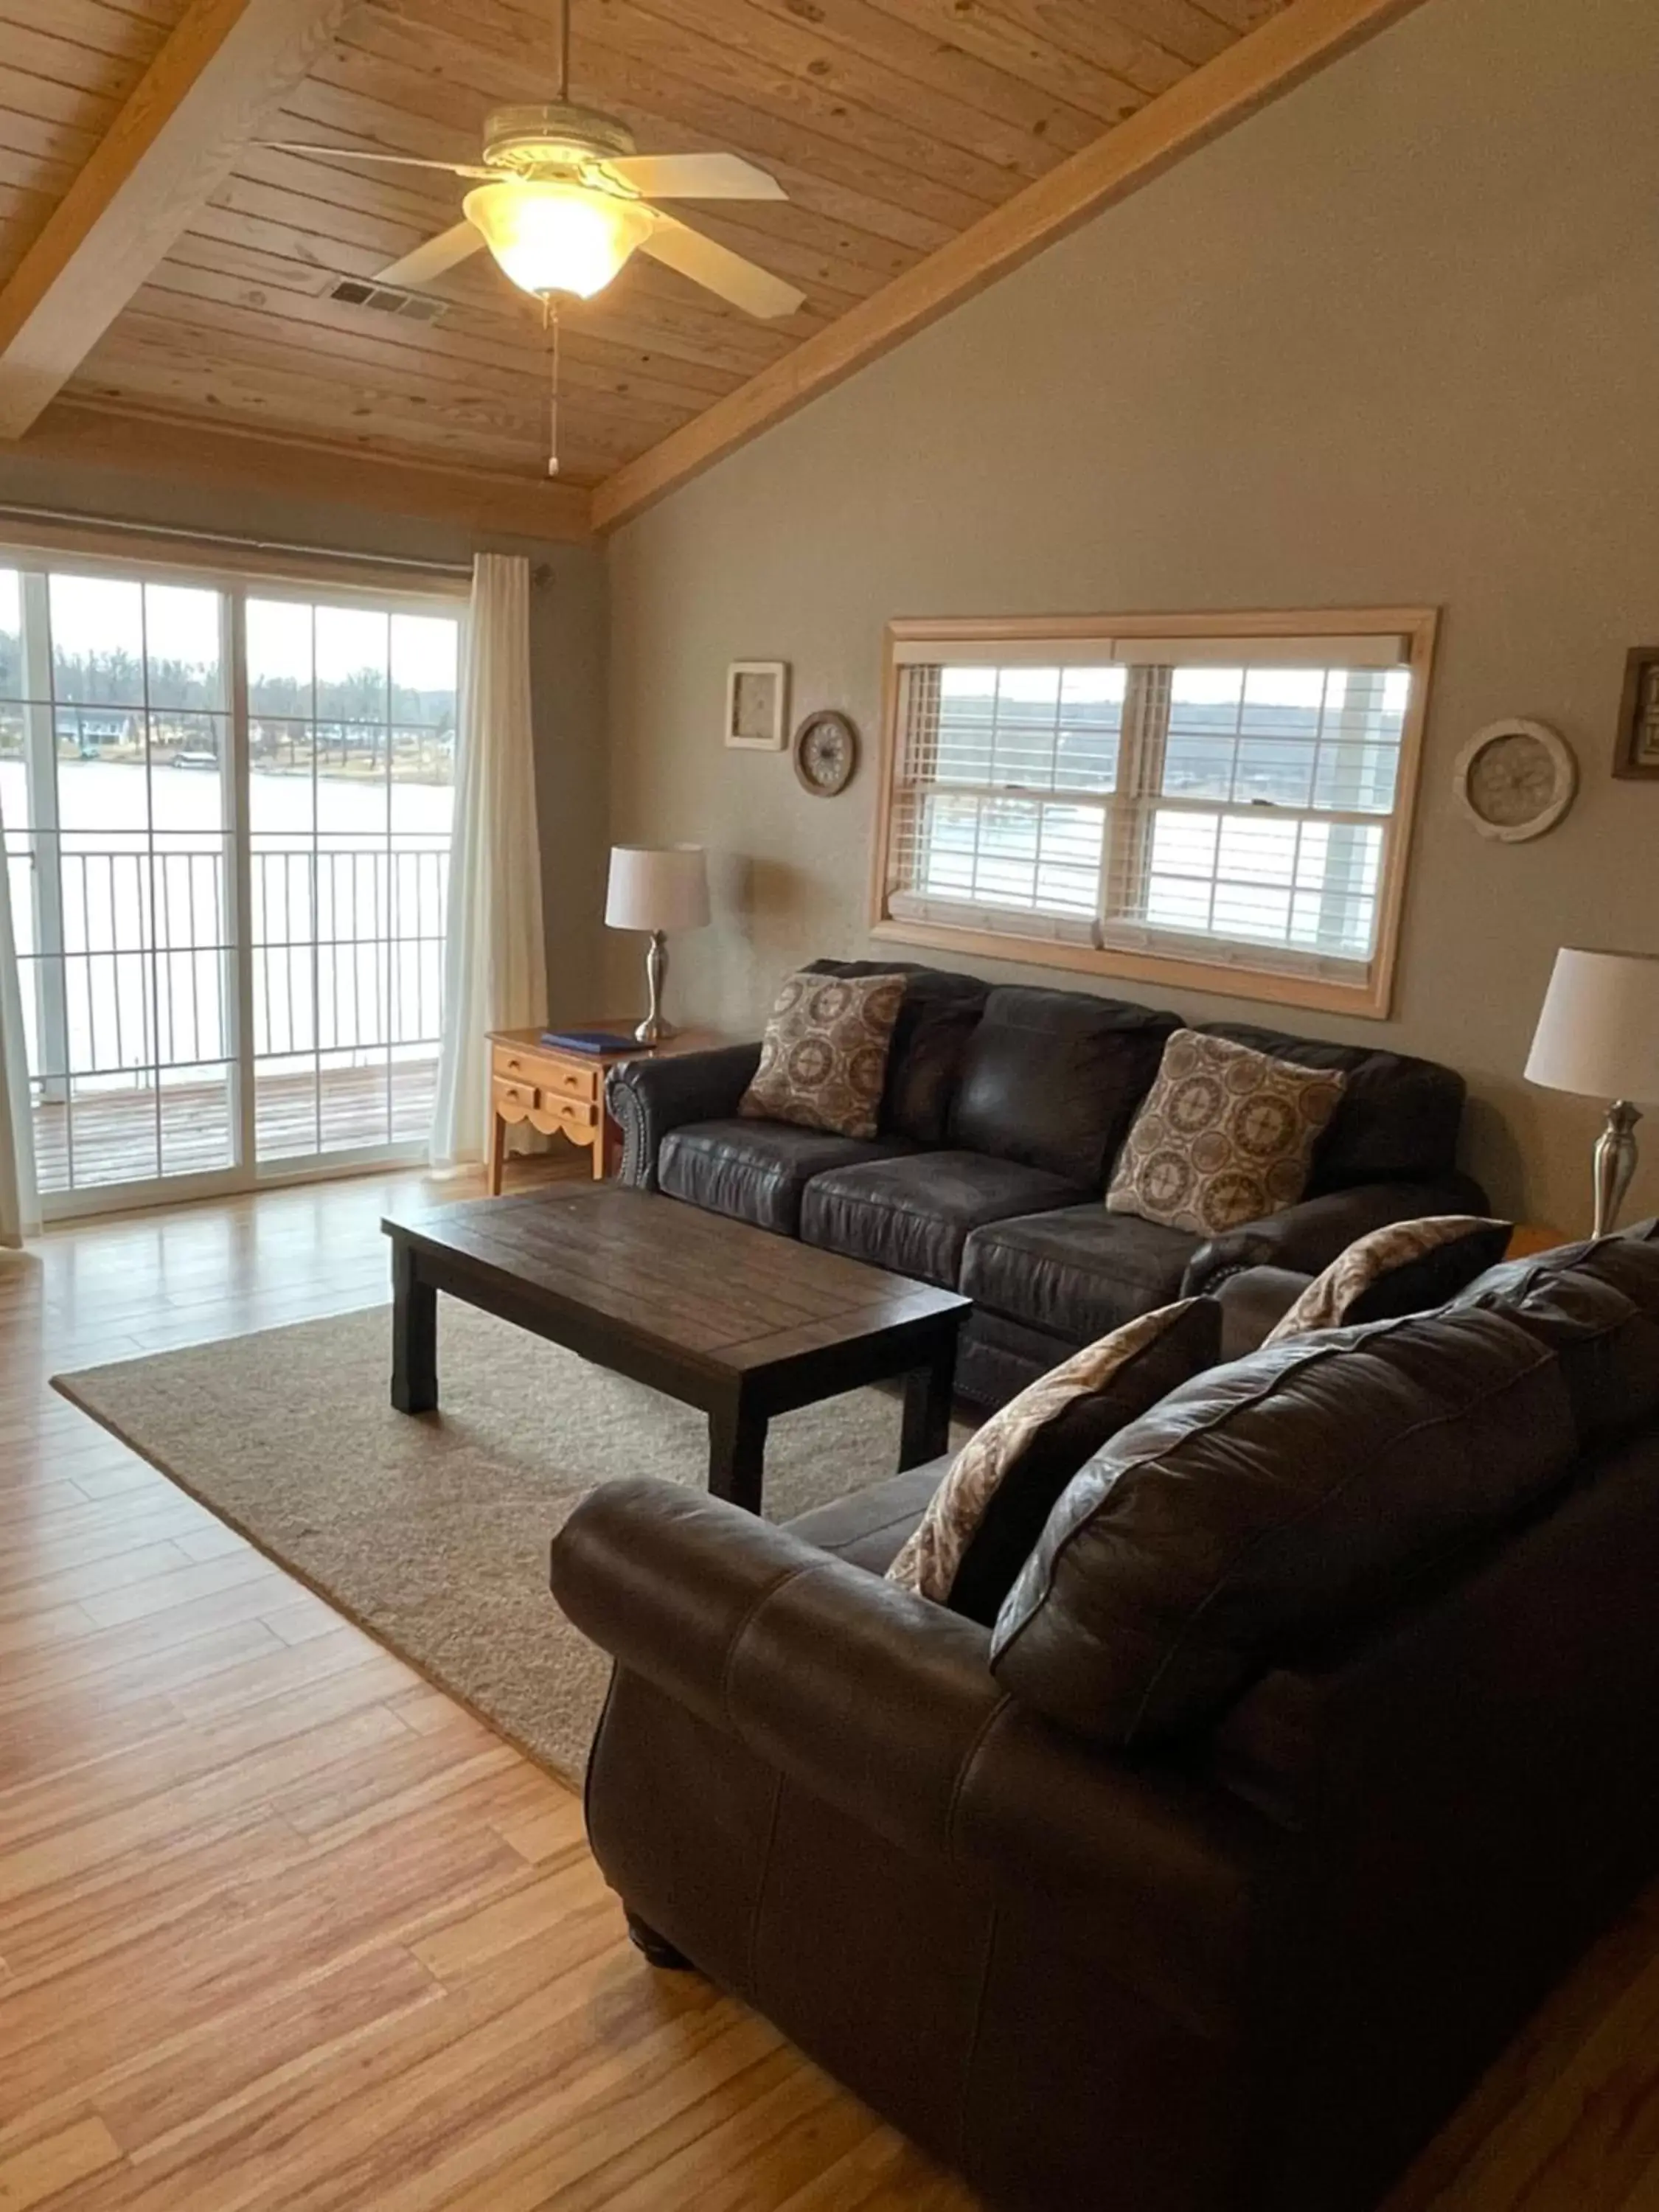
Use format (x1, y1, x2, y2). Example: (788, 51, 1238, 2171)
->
(375, 223, 485, 289)
(604, 153, 787, 201)
(639, 217, 804, 320)
(257, 142, 495, 180)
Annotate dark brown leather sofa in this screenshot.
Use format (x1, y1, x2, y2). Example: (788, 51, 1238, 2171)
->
(552, 1227, 1659, 2212)
(608, 960, 1486, 1403)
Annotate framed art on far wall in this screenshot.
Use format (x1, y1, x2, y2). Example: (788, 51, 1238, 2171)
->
(1614, 646, 1659, 779)
(726, 661, 788, 750)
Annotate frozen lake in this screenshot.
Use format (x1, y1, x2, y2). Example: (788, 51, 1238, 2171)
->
(0, 754, 454, 838)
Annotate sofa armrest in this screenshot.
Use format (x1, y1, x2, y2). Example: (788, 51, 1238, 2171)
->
(552, 1479, 1275, 2023)
(605, 1043, 762, 1189)
(1214, 1265, 1313, 1360)
(1180, 1175, 1491, 1295)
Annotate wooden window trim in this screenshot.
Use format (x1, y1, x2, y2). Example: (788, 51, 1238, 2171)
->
(867, 608, 1439, 1022)
(0, 516, 470, 607)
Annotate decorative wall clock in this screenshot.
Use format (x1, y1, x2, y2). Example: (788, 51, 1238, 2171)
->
(793, 709, 859, 796)
(1453, 719, 1578, 842)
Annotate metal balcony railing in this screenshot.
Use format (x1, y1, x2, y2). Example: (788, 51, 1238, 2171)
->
(13, 841, 450, 1193)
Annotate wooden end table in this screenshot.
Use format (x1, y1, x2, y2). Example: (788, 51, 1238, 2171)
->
(1507, 1224, 1568, 1259)
(487, 1023, 727, 1192)
(381, 1186, 968, 1514)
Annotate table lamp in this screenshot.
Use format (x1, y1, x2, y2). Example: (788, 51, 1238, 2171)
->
(1525, 947, 1659, 1234)
(605, 844, 711, 1045)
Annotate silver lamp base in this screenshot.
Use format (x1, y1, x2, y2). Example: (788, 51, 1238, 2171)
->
(1592, 1098, 1641, 1238)
(633, 929, 676, 1046)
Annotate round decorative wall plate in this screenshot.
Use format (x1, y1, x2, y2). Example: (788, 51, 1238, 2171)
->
(793, 709, 859, 797)
(1453, 718, 1578, 842)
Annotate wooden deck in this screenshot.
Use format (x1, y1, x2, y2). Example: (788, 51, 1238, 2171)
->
(33, 1061, 439, 1192)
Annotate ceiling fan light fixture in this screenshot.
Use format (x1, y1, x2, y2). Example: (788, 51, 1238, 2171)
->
(462, 180, 653, 300)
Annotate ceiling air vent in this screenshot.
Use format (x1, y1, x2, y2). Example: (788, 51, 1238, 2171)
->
(330, 279, 446, 324)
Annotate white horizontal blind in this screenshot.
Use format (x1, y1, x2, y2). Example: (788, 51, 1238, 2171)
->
(886, 661, 1123, 944)
(884, 632, 1414, 990)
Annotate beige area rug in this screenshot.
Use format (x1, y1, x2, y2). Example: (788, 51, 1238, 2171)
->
(54, 1302, 957, 1786)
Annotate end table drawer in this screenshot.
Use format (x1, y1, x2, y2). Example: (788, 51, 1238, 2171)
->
(543, 1060, 600, 1104)
(543, 1093, 597, 1137)
(493, 1077, 540, 1115)
(494, 1047, 541, 1085)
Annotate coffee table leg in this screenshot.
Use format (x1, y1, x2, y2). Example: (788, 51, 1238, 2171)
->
(900, 1332, 957, 1470)
(391, 1242, 438, 1414)
(709, 1397, 768, 1514)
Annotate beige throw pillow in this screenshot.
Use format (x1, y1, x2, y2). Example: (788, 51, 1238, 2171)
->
(739, 969, 908, 1141)
(888, 1301, 1220, 1610)
(1106, 1030, 1347, 1237)
(1264, 1216, 1513, 1344)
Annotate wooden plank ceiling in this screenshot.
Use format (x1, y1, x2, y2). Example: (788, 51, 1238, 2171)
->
(0, 0, 1292, 506)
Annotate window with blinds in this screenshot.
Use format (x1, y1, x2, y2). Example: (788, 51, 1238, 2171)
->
(874, 614, 1434, 1017)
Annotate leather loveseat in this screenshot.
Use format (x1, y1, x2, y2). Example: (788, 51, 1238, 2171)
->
(608, 960, 1486, 1404)
(552, 1225, 1659, 2212)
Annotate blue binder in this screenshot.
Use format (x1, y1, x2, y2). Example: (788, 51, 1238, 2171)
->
(539, 1029, 640, 1054)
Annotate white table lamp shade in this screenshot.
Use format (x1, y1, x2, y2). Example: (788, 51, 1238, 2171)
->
(605, 844, 710, 933)
(1526, 948, 1659, 1104)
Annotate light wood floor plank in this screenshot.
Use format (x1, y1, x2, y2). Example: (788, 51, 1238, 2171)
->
(0, 2115, 123, 2210)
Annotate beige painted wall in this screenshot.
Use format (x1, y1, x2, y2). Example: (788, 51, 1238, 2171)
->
(0, 446, 610, 1020)
(606, 0, 1659, 1235)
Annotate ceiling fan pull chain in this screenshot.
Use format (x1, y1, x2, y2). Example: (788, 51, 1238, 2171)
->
(545, 296, 562, 478)
(557, 0, 570, 103)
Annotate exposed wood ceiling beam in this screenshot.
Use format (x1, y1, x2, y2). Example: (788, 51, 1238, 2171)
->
(17, 403, 595, 546)
(0, 0, 349, 440)
(591, 0, 1435, 532)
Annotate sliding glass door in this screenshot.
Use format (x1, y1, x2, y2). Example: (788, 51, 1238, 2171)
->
(246, 594, 457, 1166)
(0, 567, 237, 1197)
(0, 553, 462, 1216)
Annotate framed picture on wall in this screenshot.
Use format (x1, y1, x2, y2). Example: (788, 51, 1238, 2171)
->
(1614, 647, 1659, 779)
(726, 661, 788, 751)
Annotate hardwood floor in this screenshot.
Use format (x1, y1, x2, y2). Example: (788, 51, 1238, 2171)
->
(0, 1166, 1656, 2211)
(0, 1159, 964, 2212)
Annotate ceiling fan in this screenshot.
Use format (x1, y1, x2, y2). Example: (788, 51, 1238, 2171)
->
(259, 0, 806, 325)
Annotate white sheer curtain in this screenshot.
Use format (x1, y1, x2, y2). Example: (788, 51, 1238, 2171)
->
(0, 804, 39, 1247)
(431, 553, 548, 1169)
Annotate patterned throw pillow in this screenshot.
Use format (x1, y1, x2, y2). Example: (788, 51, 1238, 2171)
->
(887, 1298, 1222, 1622)
(1264, 1215, 1514, 1344)
(740, 969, 908, 1141)
(1106, 1029, 1348, 1237)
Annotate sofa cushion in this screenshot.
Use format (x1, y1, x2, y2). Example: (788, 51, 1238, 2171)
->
(807, 959, 990, 1144)
(659, 1119, 914, 1235)
(956, 1308, 1085, 1412)
(800, 1151, 1088, 1287)
(888, 1299, 1223, 1626)
(947, 986, 1178, 1187)
(961, 1206, 1201, 1343)
(785, 1463, 946, 1576)
(1194, 1022, 1467, 1195)
(991, 1304, 1579, 1749)
(740, 969, 908, 1139)
(1107, 1030, 1348, 1237)
(1264, 1216, 1512, 1343)
(1450, 1219, 1659, 1449)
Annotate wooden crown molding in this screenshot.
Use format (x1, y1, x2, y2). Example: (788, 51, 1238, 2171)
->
(14, 403, 595, 546)
(0, 0, 348, 441)
(591, 0, 1433, 534)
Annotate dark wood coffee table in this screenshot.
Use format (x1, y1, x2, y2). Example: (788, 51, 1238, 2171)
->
(380, 1186, 969, 1514)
